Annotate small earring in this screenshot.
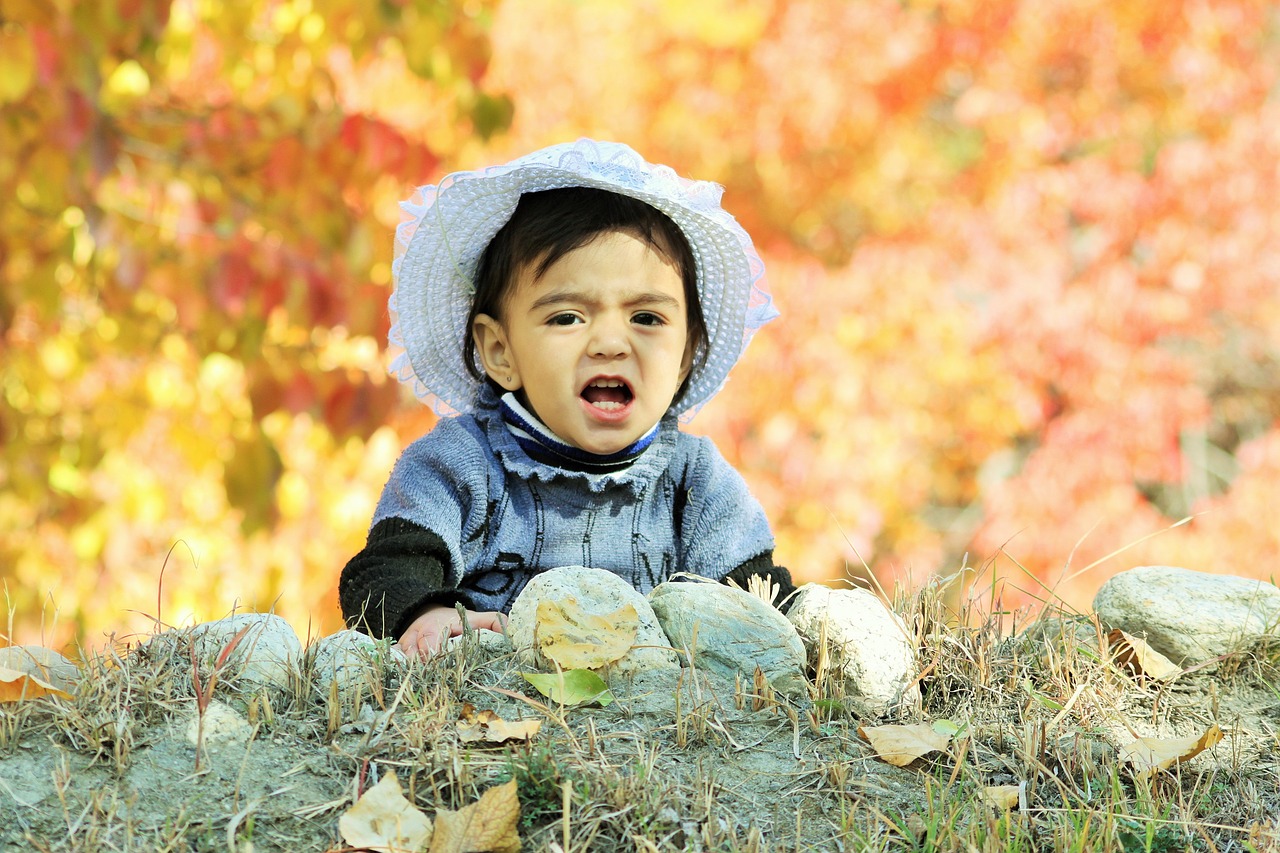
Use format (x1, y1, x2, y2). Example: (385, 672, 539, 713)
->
(505, 375, 512, 383)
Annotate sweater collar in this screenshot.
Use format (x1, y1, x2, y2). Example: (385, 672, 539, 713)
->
(499, 393, 659, 474)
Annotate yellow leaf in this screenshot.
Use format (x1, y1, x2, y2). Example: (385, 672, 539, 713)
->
(0, 666, 71, 703)
(1120, 725, 1224, 781)
(534, 598, 638, 671)
(338, 771, 434, 853)
(427, 779, 521, 853)
(979, 785, 1022, 809)
(858, 722, 952, 767)
(456, 703, 541, 744)
(1108, 630, 1181, 680)
(0, 28, 36, 106)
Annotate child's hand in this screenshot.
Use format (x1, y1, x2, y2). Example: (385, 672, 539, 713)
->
(396, 604, 506, 659)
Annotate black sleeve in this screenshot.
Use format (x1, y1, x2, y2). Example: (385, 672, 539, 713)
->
(339, 517, 461, 640)
(720, 551, 797, 613)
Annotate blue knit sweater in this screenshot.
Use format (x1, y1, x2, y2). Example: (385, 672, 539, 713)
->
(339, 387, 778, 636)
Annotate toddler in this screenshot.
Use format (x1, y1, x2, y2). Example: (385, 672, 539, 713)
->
(340, 139, 793, 658)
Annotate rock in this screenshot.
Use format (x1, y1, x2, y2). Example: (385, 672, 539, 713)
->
(1093, 566, 1280, 664)
(191, 613, 302, 691)
(786, 584, 919, 712)
(507, 566, 679, 675)
(648, 581, 808, 699)
(311, 630, 404, 696)
(185, 699, 252, 748)
(0, 645, 80, 693)
(441, 628, 512, 656)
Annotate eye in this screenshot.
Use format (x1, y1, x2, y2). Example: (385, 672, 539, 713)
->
(548, 313, 582, 326)
(632, 312, 665, 327)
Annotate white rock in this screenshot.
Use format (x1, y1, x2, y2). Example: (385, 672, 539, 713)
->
(786, 584, 919, 712)
(440, 628, 512, 656)
(1093, 566, 1280, 664)
(649, 581, 809, 698)
(0, 645, 80, 693)
(185, 699, 252, 748)
(311, 629, 405, 696)
(507, 566, 679, 675)
(191, 613, 301, 691)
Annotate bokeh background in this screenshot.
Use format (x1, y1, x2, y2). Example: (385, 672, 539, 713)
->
(3, 0, 1278, 650)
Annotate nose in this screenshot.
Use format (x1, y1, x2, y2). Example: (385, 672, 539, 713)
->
(588, 315, 631, 359)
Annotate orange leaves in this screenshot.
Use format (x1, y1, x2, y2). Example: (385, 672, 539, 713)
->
(456, 704, 541, 744)
(858, 722, 954, 767)
(1120, 725, 1224, 782)
(428, 780, 521, 853)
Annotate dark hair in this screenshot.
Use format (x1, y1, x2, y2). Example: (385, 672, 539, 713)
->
(464, 187, 707, 392)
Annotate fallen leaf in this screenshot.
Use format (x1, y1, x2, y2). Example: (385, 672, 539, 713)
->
(338, 771, 434, 853)
(858, 722, 952, 767)
(456, 703, 542, 744)
(1119, 724, 1224, 781)
(1108, 630, 1181, 680)
(979, 785, 1022, 809)
(428, 779, 521, 853)
(535, 598, 639, 670)
(0, 666, 71, 703)
(521, 669, 614, 707)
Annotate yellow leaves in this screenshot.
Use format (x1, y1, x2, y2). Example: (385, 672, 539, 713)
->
(979, 785, 1023, 810)
(1108, 630, 1181, 681)
(339, 772, 434, 853)
(534, 599, 638, 671)
(0, 25, 37, 105)
(456, 703, 541, 744)
(338, 774, 521, 853)
(428, 779, 521, 853)
(858, 722, 953, 767)
(1120, 725, 1224, 781)
(101, 59, 151, 114)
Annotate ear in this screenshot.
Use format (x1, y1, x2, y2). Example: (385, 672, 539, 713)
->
(678, 340, 695, 384)
(472, 314, 522, 391)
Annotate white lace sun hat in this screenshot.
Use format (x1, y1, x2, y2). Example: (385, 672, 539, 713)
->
(388, 138, 777, 417)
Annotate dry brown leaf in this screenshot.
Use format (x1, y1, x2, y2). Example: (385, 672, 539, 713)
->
(427, 779, 521, 853)
(1119, 724, 1224, 780)
(456, 703, 541, 744)
(979, 785, 1022, 809)
(0, 666, 71, 703)
(1109, 630, 1181, 680)
(338, 771, 434, 853)
(535, 598, 638, 670)
(858, 723, 952, 767)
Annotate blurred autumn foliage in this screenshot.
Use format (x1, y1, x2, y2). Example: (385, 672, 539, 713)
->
(2, 0, 1278, 648)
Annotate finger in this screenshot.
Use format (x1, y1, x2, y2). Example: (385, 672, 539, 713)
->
(470, 611, 507, 633)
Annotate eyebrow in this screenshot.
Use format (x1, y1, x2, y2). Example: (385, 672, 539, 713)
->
(527, 290, 682, 312)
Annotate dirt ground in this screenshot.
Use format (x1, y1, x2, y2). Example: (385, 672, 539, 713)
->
(2, 612, 1278, 852)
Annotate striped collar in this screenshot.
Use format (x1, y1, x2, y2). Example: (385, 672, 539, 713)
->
(499, 393, 659, 474)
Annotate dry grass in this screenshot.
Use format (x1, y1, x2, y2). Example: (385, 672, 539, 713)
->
(1, 574, 1278, 852)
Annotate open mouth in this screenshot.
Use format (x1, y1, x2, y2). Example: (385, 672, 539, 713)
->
(580, 377, 634, 412)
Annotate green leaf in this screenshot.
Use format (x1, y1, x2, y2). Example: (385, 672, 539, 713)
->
(520, 670, 614, 708)
(931, 718, 965, 737)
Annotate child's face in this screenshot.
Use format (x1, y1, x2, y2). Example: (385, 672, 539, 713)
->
(472, 231, 693, 455)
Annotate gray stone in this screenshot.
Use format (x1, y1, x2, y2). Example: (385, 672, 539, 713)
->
(191, 613, 302, 690)
(0, 645, 80, 693)
(648, 581, 808, 698)
(441, 625, 513, 656)
(1093, 566, 1280, 664)
(786, 584, 919, 712)
(311, 629, 405, 696)
(507, 566, 679, 675)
